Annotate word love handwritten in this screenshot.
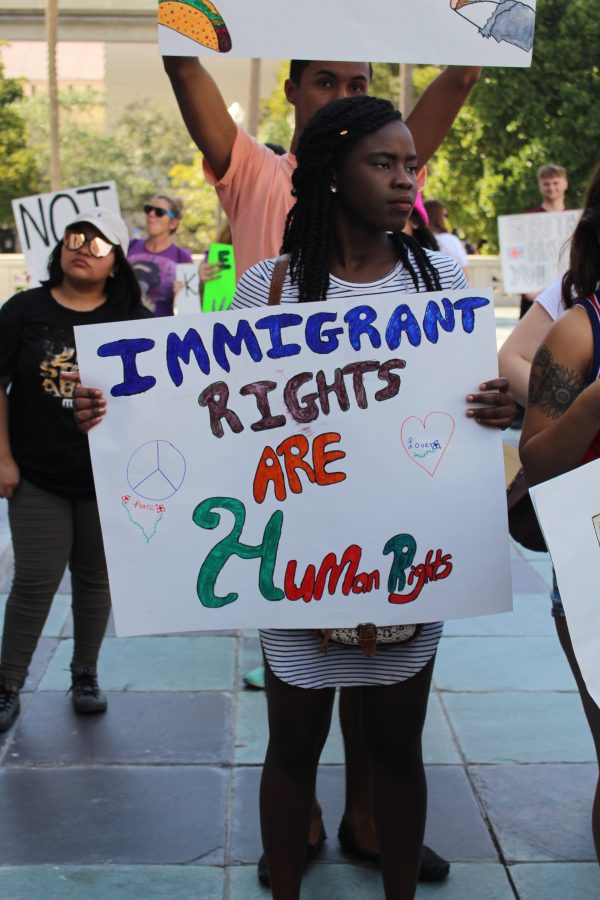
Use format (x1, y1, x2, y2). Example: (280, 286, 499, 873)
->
(401, 412, 455, 477)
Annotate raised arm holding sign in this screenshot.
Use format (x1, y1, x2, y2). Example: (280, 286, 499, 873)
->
(163, 56, 482, 279)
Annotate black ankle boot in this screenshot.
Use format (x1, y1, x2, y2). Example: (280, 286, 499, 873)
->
(0, 677, 21, 733)
(70, 665, 107, 714)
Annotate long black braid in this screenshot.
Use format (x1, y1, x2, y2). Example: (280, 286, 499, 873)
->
(281, 95, 443, 301)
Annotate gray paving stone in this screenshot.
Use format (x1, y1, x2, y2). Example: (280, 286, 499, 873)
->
(228, 862, 383, 899)
(470, 764, 597, 862)
(434, 636, 574, 692)
(510, 558, 549, 594)
(443, 692, 594, 764)
(6, 691, 232, 765)
(228, 861, 514, 899)
(40, 594, 72, 637)
(238, 635, 263, 689)
(235, 689, 459, 767)
(422, 693, 462, 765)
(21, 636, 59, 692)
(61, 608, 117, 638)
(0, 766, 227, 864)
(38, 635, 236, 691)
(443, 594, 554, 637)
(230, 765, 496, 865)
(0, 866, 223, 900)
(510, 862, 600, 900)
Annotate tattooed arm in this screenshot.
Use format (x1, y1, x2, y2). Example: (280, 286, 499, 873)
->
(520, 306, 600, 485)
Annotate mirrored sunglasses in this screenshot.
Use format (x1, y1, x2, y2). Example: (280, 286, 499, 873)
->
(143, 204, 176, 219)
(63, 231, 114, 258)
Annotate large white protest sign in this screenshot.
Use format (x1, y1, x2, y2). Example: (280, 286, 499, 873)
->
(12, 182, 121, 287)
(531, 460, 600, 708)
(158, 0, 536, 67)
(75, 289, 512, 636)
(498, 209, 581, 295)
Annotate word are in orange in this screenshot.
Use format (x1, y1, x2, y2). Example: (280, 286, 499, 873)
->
(253, 431, 346, 504)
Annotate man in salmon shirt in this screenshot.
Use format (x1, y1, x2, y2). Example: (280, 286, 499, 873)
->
(164, 54, 481, 884)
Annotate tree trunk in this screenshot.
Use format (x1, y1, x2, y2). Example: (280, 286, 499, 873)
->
(46, 0, 61, 190)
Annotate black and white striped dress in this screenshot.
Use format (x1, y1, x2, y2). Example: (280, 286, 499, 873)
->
(232, 249, 467, 688)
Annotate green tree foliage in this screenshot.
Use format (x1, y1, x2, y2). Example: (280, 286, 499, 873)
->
(169, 153, 221, 252)
(0, 57, 39, 225)
(17, 86, 215, 250)
(421, 0, 600, 251)
(258, 61, 294, 148)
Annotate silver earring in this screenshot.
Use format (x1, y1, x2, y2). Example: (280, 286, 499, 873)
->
(330, 184, 337, 194)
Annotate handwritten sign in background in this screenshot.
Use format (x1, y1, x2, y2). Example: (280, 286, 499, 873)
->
(498, 209, 582, 295)
(158, 0, 536, 67)
(12, 182, 121, 288)
(174, 263, 201, 315)
(531, 461, 600, 708)
(75, 289, 512, 636)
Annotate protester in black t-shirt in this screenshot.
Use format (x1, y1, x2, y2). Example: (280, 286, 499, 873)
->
(0, 208, 152, 733)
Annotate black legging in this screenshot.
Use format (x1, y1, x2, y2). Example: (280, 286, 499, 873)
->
(260, 652, 435, 900)
(0, 479, 110, 688)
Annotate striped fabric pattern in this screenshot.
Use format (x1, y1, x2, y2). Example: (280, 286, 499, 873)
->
(232, 249, 467, 311)
(233, 248, 466, 687)
(260, 623, 444, 689)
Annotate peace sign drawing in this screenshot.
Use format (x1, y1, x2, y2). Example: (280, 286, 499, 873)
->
(127, 440, 187, 500)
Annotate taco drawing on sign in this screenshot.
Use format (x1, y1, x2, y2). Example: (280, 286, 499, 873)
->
(450, 0, 535, 52)
(158, 0, 232, 53)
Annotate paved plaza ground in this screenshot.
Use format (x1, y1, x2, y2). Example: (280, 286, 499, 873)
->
(0, 307, 599, 899)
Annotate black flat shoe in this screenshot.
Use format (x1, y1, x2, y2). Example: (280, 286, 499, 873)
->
(419, 844, 451, 883)
(338, 818, 450, 883)
(257, 827, 327, 888)
(338, 817, 379, 862)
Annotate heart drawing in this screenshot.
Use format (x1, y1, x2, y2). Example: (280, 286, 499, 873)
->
(401, 412, 455, 477)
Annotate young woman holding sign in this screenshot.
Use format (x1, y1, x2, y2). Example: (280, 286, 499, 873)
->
(231, 96, 515, 900)
(520, 162, 600, 864)
(0, 208, 151, 734)
(71, 98, 514, 898)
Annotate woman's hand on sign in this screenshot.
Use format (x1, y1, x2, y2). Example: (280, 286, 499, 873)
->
(62, 371, 107, 433)
(0, 455, 20, 499)
(199, 261, 222, 284)
(465, 377, 516, 430)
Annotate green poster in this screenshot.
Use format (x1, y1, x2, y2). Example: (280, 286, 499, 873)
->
(202, 243, 236, 312)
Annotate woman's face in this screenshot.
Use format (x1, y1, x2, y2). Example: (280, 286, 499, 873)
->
(332, 121, 418, 234)
(145, 196, 177, 238)
(60, 225, 116, 288)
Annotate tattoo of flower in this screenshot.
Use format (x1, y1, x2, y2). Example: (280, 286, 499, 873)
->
(529, 345, 585, 419)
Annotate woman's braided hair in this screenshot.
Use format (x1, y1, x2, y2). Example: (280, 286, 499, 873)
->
(281, 95, 443, 301)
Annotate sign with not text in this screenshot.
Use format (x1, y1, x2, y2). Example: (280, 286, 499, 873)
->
(498, 209, 582, 295)
(175, 263, 202, 315)
(531, 461, 600, 709)
(158, 0, 536, 67)
(12, 182, 121, 288)
(75, 289, 512, 636)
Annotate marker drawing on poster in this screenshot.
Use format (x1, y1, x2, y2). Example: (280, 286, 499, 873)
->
(498, 209, 582, 295)
(158, 0, 536, 67)
(531, 460, 600, 708)
(12, 182, 121, 288)
(75, 288, 512, 637)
